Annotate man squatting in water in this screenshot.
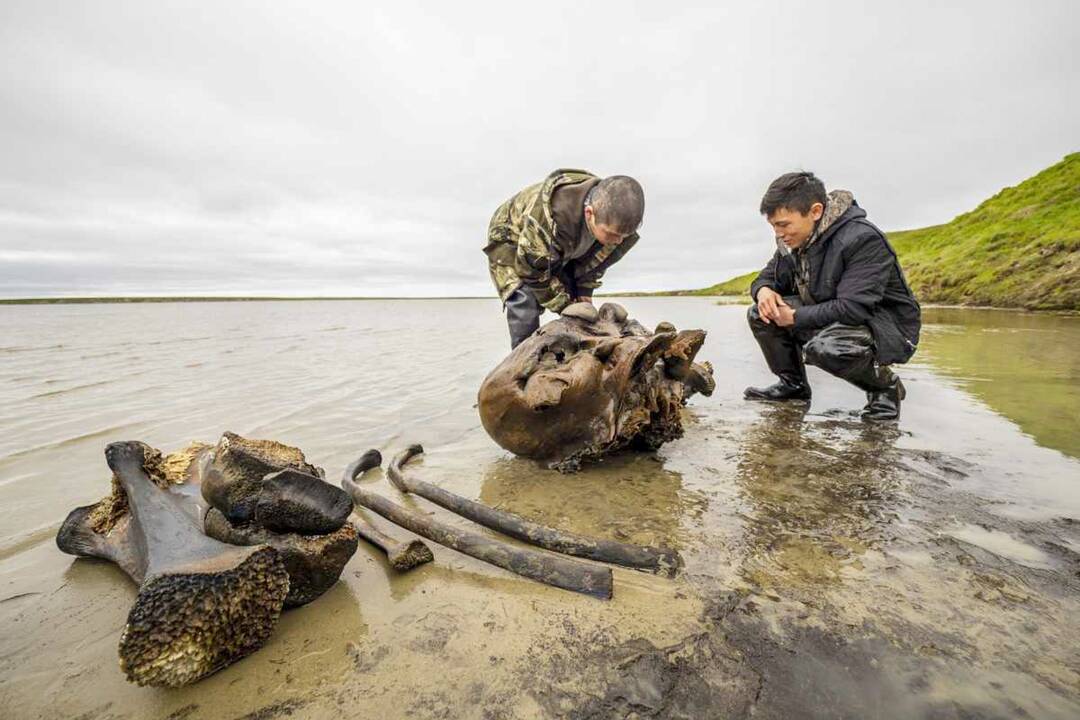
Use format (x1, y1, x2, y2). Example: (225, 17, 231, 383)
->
(483, 169, 645, 348)
(745, 172, 922, 420)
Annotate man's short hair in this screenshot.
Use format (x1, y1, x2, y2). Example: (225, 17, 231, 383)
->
(759, 172, 827, 216)
(589, 175, 644, 233)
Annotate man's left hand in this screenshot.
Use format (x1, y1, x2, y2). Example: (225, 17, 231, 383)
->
(775, 304, 796, 327)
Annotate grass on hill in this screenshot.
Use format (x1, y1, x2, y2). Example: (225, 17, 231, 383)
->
(613, 271, 759, 298)
(680, 271, 759, 296)
(886, 152, 1079, 311)
(667, 152, 1080, 311)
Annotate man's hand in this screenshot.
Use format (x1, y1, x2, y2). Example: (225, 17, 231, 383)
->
(756, 287, 783, 324)
(774, 304, 796, 327)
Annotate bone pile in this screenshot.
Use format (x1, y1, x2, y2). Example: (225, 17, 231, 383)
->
(56, 433, 360, 687)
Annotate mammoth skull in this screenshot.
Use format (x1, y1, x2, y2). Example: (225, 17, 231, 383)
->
(478, 302, 714, 471)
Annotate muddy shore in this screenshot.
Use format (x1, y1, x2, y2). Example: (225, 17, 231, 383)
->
(1, 299, 1078, 719)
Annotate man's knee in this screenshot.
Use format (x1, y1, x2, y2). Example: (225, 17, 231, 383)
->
(746, 303, 759, 323)
(746, 302, 770, 330)
(801, 335, 829, 368)
(803, 324, 874, 370)
(747, 302, 796, 344)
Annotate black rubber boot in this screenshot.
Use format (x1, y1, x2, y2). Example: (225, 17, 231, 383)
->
(861, 378, 905, 421)
(505, 287, 542, 349)
(744, 375, 812, 401)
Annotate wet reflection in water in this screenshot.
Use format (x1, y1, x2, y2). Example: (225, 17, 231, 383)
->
(479, 453, 706, 552)
(917, 308, 1080, 459)
(735, 404, 903, 589)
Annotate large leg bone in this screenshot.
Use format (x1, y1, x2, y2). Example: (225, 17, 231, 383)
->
(341, 449, 433, 571)
(341, 456, 614, 599)
(387, 445, 682, 577)
(56, 441, 289, 687)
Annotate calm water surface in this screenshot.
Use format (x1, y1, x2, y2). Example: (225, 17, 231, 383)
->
(1, 298, 1078, 719)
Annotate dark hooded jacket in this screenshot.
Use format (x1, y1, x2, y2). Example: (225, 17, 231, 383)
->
(750, 196, 921, 365)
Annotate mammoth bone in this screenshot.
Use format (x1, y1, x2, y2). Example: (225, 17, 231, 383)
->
(56, 440, 291, 687)
(341, 450, 434, 571)
(55, 432, 383, 686)
(386, 445, 682, 577)
(478, 302, 715, 471)
(342, 449, 614, 599)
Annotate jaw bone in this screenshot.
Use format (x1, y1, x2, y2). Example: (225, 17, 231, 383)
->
(178, 433, 361, 608)
(203, 509, 358, 608)
(201, 432, 353, 535)
(56, 441, 290, 688)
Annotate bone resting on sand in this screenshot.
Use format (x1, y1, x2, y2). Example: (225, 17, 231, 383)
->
(387, 445, 683, 577)
(56, 441, 290, 687)
(341, 452, 614, 599)
(341, 449, 435, 571)
(56, 433, 360, 686)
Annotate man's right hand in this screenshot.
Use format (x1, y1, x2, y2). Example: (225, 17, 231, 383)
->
(756, 287, 785, 324)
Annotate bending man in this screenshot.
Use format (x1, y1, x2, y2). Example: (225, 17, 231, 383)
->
(745, 172, 921, 420)
(484, 169, 644, 348)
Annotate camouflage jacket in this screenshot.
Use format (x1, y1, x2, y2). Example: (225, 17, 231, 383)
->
(484, 169, 639, 312)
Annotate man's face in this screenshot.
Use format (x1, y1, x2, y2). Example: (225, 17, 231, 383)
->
(766, 203, 824, 250)
(585, 206, 633, 247)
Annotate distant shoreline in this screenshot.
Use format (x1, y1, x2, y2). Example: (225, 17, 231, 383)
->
(1, 293, 715, 304)
(0, 292, 742, 305)
(3, 295, 1073, 314)
(0, 296, 493, 305)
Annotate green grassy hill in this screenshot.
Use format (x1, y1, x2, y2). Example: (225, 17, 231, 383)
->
(678, 271, 759, 296)
(665, 153, 1080, 310)
(615, 271, 759, 297)
(888, 153, 1079, 310)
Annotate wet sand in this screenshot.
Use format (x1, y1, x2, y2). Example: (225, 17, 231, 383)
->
(1, 298, 1078, 719)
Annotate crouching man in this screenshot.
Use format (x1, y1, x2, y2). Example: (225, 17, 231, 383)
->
(484, 169, 644, 348)
(745, 172, 921, 420)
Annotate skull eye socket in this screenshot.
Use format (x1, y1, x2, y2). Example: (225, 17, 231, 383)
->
(539, 336, 582, 365)
(515, 336, 580, 388)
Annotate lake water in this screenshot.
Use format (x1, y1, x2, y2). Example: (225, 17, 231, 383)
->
(1, 298, 1078, 718)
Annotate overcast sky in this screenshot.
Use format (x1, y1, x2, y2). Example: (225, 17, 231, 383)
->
(1, 1, 1077, 298)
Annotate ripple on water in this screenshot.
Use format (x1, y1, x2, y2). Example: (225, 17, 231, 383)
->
(0, 422, 145, 464)
(28, 380, 115, 400)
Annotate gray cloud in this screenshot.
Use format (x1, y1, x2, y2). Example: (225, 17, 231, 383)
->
(1, 0, 1077, 297)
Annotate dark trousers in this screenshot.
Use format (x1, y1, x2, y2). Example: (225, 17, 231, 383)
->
(747, 298, 897, 392)
(505, 287, 543, 349)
